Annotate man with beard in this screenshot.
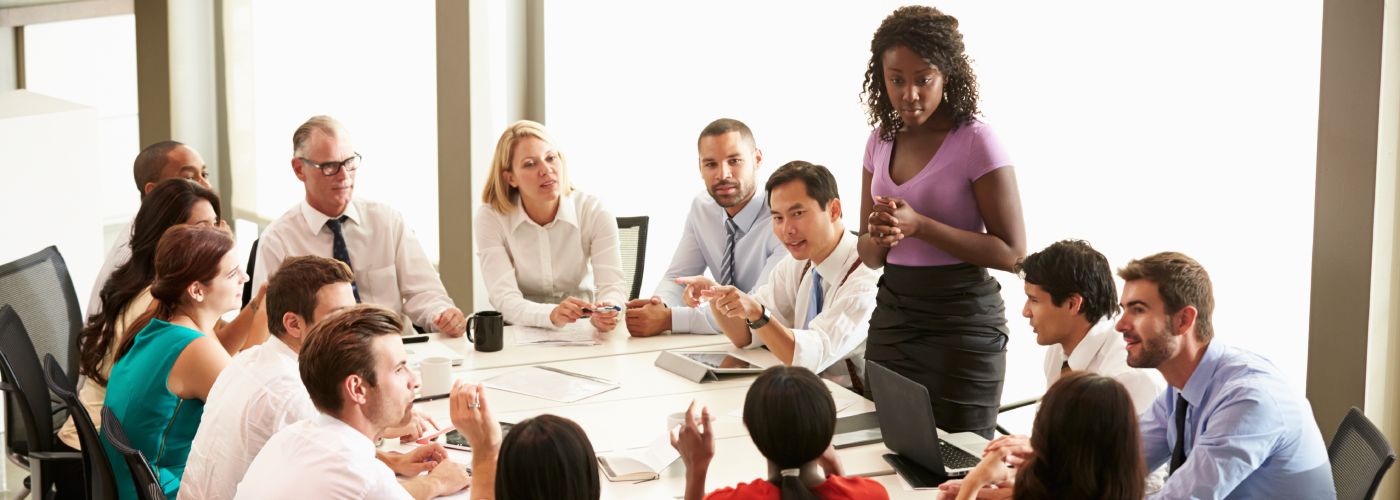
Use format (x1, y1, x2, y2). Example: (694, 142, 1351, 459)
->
(626, 118, 786, 336)
(1117, 252, 1334, 499)
(233, 305, 470, 499)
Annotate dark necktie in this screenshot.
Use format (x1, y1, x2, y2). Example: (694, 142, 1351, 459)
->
(325, 215, 362, 303)
(1170, 394, 1189, 473)
(1060, 360, 1071, 375)
(719, 218, 738, 286)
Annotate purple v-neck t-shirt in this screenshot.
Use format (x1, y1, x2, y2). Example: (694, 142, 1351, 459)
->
(864, 119, 1012, 267)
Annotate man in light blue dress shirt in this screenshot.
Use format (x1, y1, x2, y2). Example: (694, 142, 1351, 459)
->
(1117, 252, 1334, 499)
(625, 119, 785, 335)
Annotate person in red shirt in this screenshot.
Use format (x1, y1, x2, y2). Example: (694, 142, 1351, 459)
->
(672, 366, 889, 500)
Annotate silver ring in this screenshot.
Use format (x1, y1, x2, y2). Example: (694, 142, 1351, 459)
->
(468, 401, 480, 409)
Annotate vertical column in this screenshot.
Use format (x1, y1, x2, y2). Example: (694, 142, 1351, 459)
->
(1307, 0, 1386, 439)
(437, 0, 473, 310)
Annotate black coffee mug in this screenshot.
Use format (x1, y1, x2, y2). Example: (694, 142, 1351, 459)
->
(467, 311, 504, 352)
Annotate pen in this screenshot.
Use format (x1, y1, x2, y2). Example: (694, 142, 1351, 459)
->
(414, 392, 450, 403)
(537, 365, 620, 386)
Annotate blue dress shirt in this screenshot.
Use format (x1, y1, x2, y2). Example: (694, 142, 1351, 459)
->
(1143, 341, 1335, 499)
(653, 190, 785, 334)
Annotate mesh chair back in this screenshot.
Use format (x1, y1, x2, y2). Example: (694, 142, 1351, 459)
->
(616, 216, 650, 301)
(44, 354, 118, 500)
(101, 407, 167, 500)
(0, 245, 83, 445)
(1330, 407, 1396, 500)
(0, 305, 61, 461)
(242, 238, 259, 309)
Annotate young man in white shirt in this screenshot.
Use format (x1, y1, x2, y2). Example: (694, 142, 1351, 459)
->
(183, 256, 439, 499)
(252, 116, 467, 336)
(234, 305, 470, 500)
(680, 161, 879, 388)
(89, 141, 213, 315)
(1017, 240, 1163, 412)
(625, 118, 786, 336)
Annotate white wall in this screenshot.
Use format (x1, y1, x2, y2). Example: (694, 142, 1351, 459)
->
(544, 0, 1323, 417)
(0, 90, 104, 317)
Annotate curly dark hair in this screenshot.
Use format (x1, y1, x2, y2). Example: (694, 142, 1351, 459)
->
(863, 5, 980, 141)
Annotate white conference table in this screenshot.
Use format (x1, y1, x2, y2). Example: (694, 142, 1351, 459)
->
(396, 325, 935, 499)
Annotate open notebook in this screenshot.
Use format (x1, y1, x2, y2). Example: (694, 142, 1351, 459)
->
(596, 432, 679, 482)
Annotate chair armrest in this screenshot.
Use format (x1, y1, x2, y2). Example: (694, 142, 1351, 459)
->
(998, 397, 1040, 413)
(27, 451, 82, 462)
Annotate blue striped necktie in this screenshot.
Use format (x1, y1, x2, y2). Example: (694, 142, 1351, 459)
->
(804, 269, 823, 328)
(325, 215, 362, 303)
(720, 218, 738, 286)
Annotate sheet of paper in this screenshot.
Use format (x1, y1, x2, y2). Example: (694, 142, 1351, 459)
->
(513, 322, 600, 346)
(596, 431, 679, 479)
(482, 366, 619, 403)
(727, 393, 859, 418)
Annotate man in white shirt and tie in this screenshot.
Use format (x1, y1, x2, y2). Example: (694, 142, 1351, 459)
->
(252, 115, 467, 336)
(89, 140, 213, 315)
(679, 161, 879, 389)
(234, 304, 470, 499)
(1017, 240, 1163, 412)
(183, 256, 441, 499)
(625, 118, 785, 336)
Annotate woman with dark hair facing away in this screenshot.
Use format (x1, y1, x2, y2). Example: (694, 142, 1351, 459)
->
(63, 179, 266, 452)
(450, 383, 601, 500)
(945, 372, 1146, 499)
(857, 5, 1026, 438)
(672, 366, 889, 500)
(101, 224, 252, 499)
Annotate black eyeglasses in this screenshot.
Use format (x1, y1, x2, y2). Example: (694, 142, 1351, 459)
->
(299, 152, 362, 176)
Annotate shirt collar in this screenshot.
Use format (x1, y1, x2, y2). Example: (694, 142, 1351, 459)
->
(811, 231, 859, 284)
(508, 192, 579, 231)
(725, 187, 769, 232)
(313, 413, 376, 456)
(1064, 321, 1116, 371)
(1180, 341, 1224, 407)
(265, 335, 298, 363)
(299, 199, 361, 236)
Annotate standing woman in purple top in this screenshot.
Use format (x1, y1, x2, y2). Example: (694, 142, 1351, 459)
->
(858, 5, 1026, 438)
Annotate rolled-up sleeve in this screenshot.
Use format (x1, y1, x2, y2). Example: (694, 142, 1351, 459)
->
(788, 269, 877, 373)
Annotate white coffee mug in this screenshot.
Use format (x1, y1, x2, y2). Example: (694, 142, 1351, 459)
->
(667, 411, 688, 433)
(420, 356, 454, 397)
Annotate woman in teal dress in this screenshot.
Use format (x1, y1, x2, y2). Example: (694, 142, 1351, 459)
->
(102, 224, 251, 499)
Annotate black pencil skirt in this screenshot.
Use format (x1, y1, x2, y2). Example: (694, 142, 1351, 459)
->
(866, 263, 1009, 439)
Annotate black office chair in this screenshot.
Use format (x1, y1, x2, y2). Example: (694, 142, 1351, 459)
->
(994, 397, 1041, 436)
(0, 246, 85, 461)
(1329, 407, 1395, 500)
(616, 216, 650, 301)
(242, 238, 259, 309)
(0, 305, 83, 499)
(101, 407, 167, 500)
(43, 354, 118, 500)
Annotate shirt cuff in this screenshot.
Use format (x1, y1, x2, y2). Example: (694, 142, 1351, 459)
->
(526, 302, 557, 329)
(788, 328, 826, 371)
(671, 305, 720, 335)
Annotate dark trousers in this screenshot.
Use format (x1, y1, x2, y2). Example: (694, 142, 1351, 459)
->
(866, 263, 1009, 439)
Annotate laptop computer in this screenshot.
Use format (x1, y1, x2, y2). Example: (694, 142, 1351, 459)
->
(867, 360, 990, 488)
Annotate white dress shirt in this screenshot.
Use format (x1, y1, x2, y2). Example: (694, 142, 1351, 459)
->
(653, 191, 785, 334)
(1042, 320, 1164, 414)
(253, 198, 456, 330)
(233, 413, 412, 500)
(474, 191, 627, 328)
(87, 217, 134, 316)
(182, 336, 317, 500)
(744, 232, 880, 384)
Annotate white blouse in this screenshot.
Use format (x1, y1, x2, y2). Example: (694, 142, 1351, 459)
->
(474, 191, 627, 328)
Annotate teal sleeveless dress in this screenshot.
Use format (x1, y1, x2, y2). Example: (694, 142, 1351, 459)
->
(102, 319, 207, 500)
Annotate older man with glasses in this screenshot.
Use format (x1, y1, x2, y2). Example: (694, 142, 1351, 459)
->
(251, 115, 467, 337)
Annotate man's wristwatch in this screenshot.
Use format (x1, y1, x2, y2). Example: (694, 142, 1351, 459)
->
(745, 305, 771, 329)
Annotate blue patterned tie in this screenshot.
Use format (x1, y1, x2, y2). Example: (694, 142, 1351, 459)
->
(719, 218, 738, 286)
(325, 215, 362, 303)
(804, 269, 823, 328)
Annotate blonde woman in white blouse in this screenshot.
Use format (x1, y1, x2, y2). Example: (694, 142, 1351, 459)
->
(476, 120, 627, 331)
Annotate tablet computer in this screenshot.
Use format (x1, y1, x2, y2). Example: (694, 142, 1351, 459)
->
(679, 352, 762, 373)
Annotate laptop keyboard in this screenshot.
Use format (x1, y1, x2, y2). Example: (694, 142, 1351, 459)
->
(939, 440, 982, 469)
